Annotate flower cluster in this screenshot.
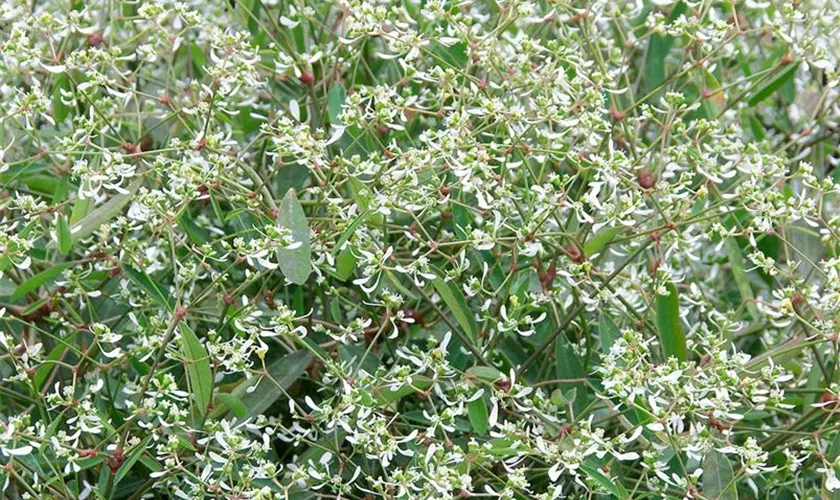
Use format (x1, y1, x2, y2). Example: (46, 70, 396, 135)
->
(1, 0, 840, 498)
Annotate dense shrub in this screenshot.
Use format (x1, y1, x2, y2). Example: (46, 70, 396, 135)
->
(1, 0, 840, 498)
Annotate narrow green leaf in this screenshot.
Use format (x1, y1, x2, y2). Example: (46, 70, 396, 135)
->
(334, 247, 356, 282)
(180, 324, 212, 416)
(645, 34, 669, 94)
(50, 178, 142, 248)
(114, 437, 152, 486)
(656, 282, 688, 362)
(276, 164, 309, 197)
(468, 396, 489, 435)
(333, 209, 369, 256)
(338, 343, 380, 374)
(239, 0, 262, 38)
(701, 69, 725, 111)
(124, 267, 173, 311)
(40, 416, 67, 451)
(221, 350, 311, 420)
(643, 2, 686, 94)
(747, 114, 766, 141)
(138, 454, 162, 474)
(191, 43, 207, 75)
(450, 201, 470, 239)
(297, 430, 346, 465)
(802, 361, 822, 407)
(11, 263, 73, 301)
(53, 175, 70, 203)
(179, 214, 210, 245)
(347, 177, 369, 209)
(580, 464, 630, 499)
(21, 297, 50, 316)
(466, 366, 505, 383)
(747, 62, 799, 107)
(0, 277, 15, 296)
(431, 277, 478, 343)
(277, 189, 312, 285)
(69, 197, 92, 225)
(375, 376, 433, 406)
(724, 238, 758, 321)
(584, 226, 622, 257)
(76, 455, 105, 472)
(828, 432, 840, 499)
(554, 326, 588, 415)
(215, 393, 247, 418)
(599, 312, 622, 355)
(34, 331, 78, 389)
(702, 449, 738, 500)
(51, 74, 72, 124)
(328, 83, 346, 124)
(56, 215, 72, 255)
(827, 427, 840, 461)
(746, 334, 812, 370)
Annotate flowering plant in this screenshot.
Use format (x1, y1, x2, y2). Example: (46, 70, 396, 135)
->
(1, 0, 840, 498)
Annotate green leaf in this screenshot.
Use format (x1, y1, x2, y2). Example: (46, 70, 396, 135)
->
(40, 414, 66, 449)
(69, 197, 92, 225)
(701, 69, 725, 112)
(277, 164, 309, 197)
(11, 263, 74, 301)
(338, 343, 380, 374)
(180, 324, 213, 416)
(53, 175, 70, 203)
(328, 83, 346, 124)
(702, 449, 738, 500)
(124, 267, 173, 311)
(347, 177, 371, 211)
(375, 376, 433, 406)
(747, 62, 799, 107)
(124, 264, 212, 415)
(599, 312, 622, 355)
(76, 455, 105, 472)
(467, 396, 489, 435)
(51, 74, 72, 124)
(21, 297, 49, 316)
(219, 350, 311, 420)
(580, 464, 630, 499)
(584, 226, 622, 257)
(138, 454, 162, 472)
(724, 238, 759, 321)
(333, 210, 369, 257)
(746, 114, 766, 141)
(554, 326, 588, 415)
(56, 215, 72, 255)
(34, 331, 78, 389)
(655, 282, 687, 362)
(179, 214, 210, 245)
(0, 277, 15, 296)
(297, 430, 346, 465)
(644, 34, 669, 93)
(827, 428, 840, 461)
(215, 393, 247, 418)
(643, 3, 686, 94)
(191, 43, 207, 75)
(466, 366, 505, 383)
(238, 0, 263, 40)
(334, 247, 356, 282)
(828, 433, 840, 500)
(114, 437, 152, 486)
(431, 277, 478, 343)
(277, 189, 312, 285)
(50, 178, 142, 248)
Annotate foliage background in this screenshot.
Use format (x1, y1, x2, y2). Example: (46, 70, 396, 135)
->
(1, 0, 840, 498)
